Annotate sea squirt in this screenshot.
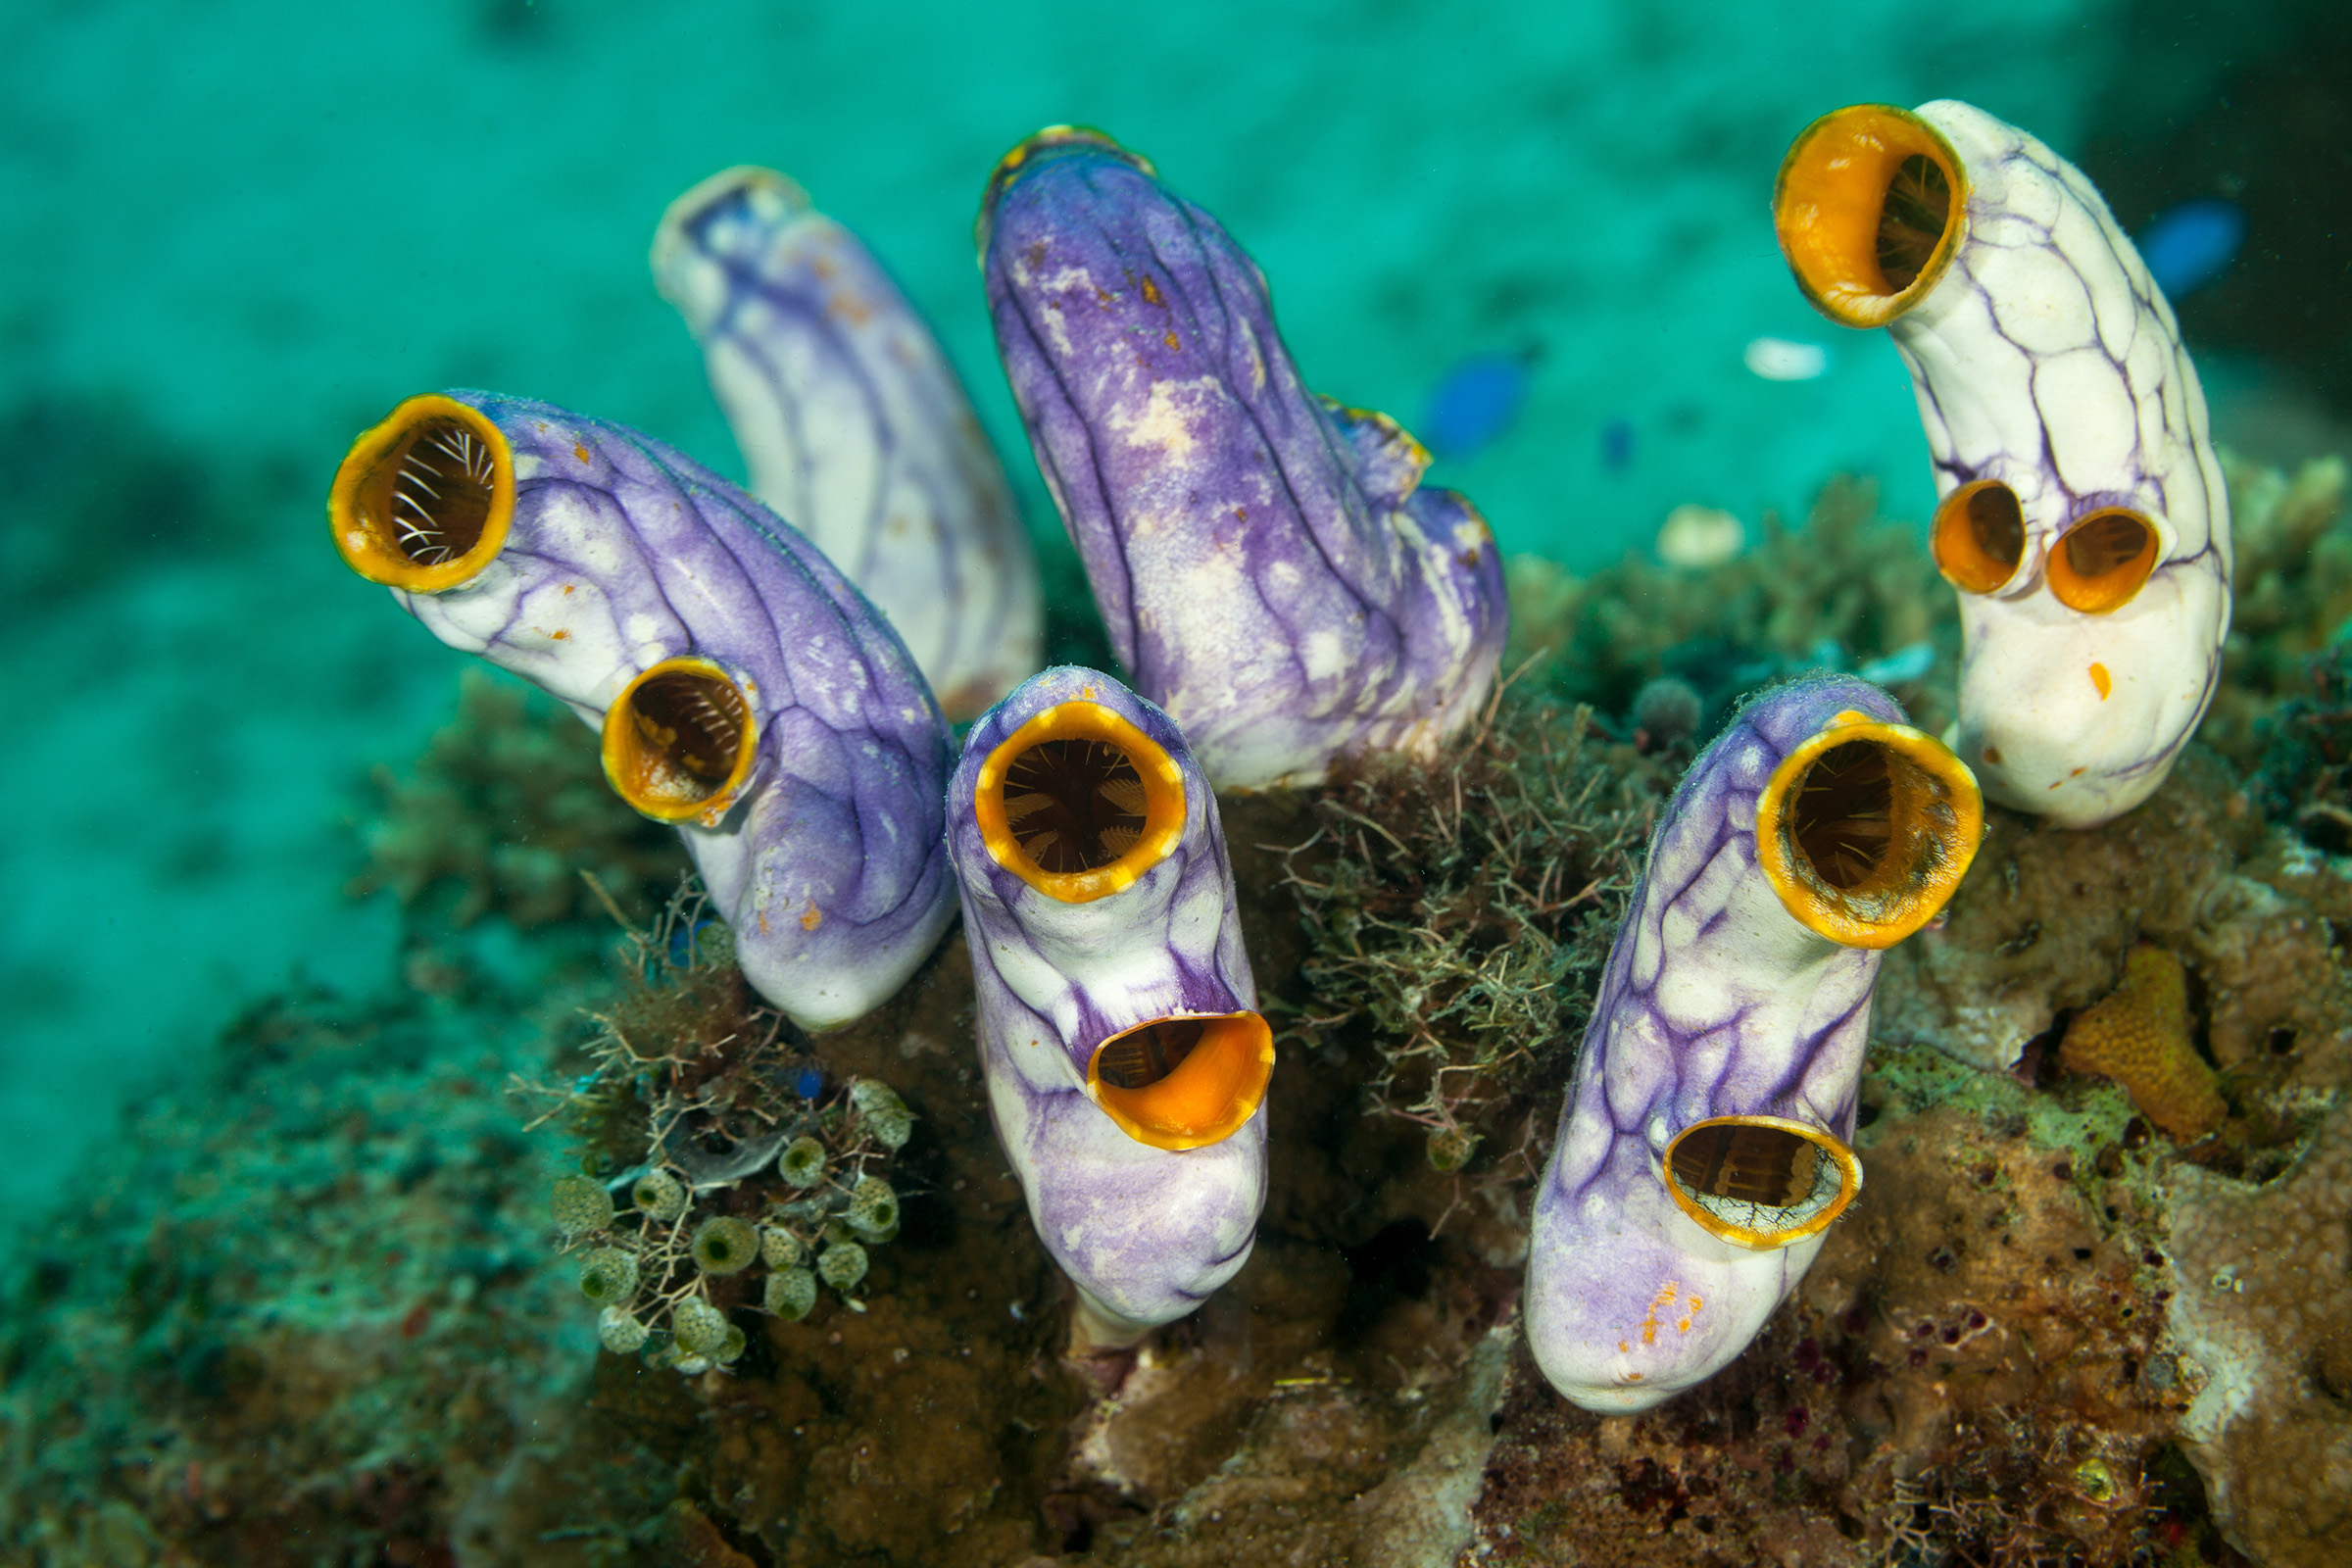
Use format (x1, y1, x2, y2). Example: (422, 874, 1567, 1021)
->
(946, 664, 1272, 1349)
(329, 389, 955, 1031)
(1775, 99, 2231, 828)
(980, 127, 1507, 790)
(653, 166, 1044, 719)
(1527, 675, 1982, 1411)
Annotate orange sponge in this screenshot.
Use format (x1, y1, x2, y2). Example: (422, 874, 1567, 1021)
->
(2060, 946, 2225, 1141)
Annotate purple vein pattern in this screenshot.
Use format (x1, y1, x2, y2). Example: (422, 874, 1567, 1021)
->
(653, 167, 1044, 721)
(1527, 676, 1902, 1413)
(981, 134, 1507, 790)
(384, 390, 955, 1031)
(1889, 101, 2231, 828)
(948, 666, 1265, 1342)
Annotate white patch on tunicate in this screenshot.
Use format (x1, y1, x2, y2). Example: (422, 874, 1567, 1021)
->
(1299, 627, 1347, 682)
(512, 453, 545, 481)
(1164, 875, 1222, 967)
(1109, 377, 1204, 461)
(1969, 213, 2041, 249)
(1979, 243, 2093, 355)
(1646, 1115, 1670, 1152)
(2034, 347, 2135, 495)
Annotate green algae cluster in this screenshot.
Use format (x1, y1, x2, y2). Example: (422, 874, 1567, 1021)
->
(1281, 692, 1659, 1175)
(522, 892, 919, 1375)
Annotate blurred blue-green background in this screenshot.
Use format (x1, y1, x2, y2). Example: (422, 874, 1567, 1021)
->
(2, 0, 2343, 1211)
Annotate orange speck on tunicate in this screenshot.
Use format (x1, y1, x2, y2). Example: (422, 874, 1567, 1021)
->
(1618, 1340, 1631, 1353)
(550, 629, 569, 641)
(1140, 275, 1164, 307)
(2089, 663, 2112, 698)
(573, 443, 591, 465)
(2059, 946, 2225, 1141)
(800, 906, 823, 931)
(1163, 331, 1180, 351)
(1984, 745, 2003, 765)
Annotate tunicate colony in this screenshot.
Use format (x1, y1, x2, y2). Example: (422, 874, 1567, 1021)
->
(328, 100, 2229, 1404)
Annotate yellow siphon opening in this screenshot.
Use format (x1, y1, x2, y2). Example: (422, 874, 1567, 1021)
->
(1088, 1011, 1275, 1152)
(1931, 478, 2028, 595)
(1755, 710, 1984, 948)
(1662, 1116, 1861, 1249)
(1774, 104, 1968, 329)
(601, 657, 760, 826)
(974, 701, 1187, 904)
(2045, 509, 2159, 615)
(329, 394, 514, 592)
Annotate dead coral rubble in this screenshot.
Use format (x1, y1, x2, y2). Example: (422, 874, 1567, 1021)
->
(2169, 1103, 2352, 1568)
(1506, 475, 1957, 742)
(352, 668, 686, 929)
(0, 985, 601, 1566)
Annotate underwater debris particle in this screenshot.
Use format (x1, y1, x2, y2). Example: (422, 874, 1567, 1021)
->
(2058, 947, 2225, 1141)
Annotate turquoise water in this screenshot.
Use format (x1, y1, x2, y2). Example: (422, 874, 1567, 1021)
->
(0, 0, 2318, 1220)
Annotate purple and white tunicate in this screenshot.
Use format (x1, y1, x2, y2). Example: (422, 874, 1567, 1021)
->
(1777, 101, 2230, 828)
(1527, 675, 1981, 1411)
(328, 389, 954, 1031)
(981, 128, 1507, 790)
(653, 167, 1043, 720)
(947, 664, 1273, 1348)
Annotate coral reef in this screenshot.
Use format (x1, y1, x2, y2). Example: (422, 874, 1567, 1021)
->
(2206, 455, 2352, 768)
(1506, 476, 1958, 744)
(2059, 945, 2227, 1141)
(21, 421, 2352, 1562)
(2170, 1104, 2352, 1568)
(0, 982, 605, 1565)
(352, 668, 686, 929)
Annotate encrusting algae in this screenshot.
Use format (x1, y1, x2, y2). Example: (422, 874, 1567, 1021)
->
(2059, 946, 2228, 1142)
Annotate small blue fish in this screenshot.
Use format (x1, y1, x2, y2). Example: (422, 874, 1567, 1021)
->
(1599, 416, 1636, 474)
(1418, 345, 1541, 463)
(2136, 199, 2245, 301)
(666, 915, 718, 968)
